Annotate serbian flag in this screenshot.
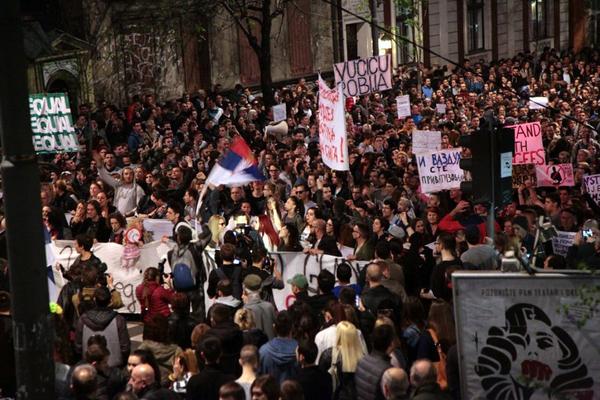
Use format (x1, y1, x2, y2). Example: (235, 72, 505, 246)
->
(206, 136, 266, 186)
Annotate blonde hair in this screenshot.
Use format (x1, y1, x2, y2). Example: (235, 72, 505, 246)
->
(336, 321, 365, 372)
(234, 308, 256, 331)
(207, 215, 225, 246)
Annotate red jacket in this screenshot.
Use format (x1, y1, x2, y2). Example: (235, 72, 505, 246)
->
(135, 281, 173, 324)
(438, 213, 500, 243)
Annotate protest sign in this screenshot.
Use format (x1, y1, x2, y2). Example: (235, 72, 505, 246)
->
(453, 273, 600, 399)
(510, 122, 546, 165)
(142, 219, 175, 241)
(29, 93, 79, 154)
(272, 103, 287, 122)
(318, 75, 349, 171)
(333, 55, 392, 97)
(535, 164, 575, 187)
(436, 103, 446, 114)
(396, 95, 411, 119)
(552, 231, 577, 256)
(416, 148, 465, 193)
(412, 130, 441, 154)
(512, 164, 537, 188)
(583, 174, 600, 205)
(49, 240, 367, 313)
(529, 96, 549, 110)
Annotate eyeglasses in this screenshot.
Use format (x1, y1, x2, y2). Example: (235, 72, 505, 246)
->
(296, 190, 304, 194)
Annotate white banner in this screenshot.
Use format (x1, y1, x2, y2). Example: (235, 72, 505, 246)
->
(416, 148, 465, 194)
(529, 96, 549, 110)
(412, 130, 441, 155)
(272, 104, 287, 123)
(50, 240, 367, 313)
(396, 95, 411, 119)
(333, 55, 392, 97)
(318, 75, 349, 171)
(454, 273, 600, 400)
(583, 174, 600, 206)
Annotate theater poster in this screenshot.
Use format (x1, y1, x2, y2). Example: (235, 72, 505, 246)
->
(453, 273, 600, 400)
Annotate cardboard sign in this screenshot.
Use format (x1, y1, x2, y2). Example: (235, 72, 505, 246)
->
(318, 75, 349, 171)
(512, 164, 537, 188)
(412, 130, 441, 154)
(272, 103, 287, 122)
(29, 93, 79, 154)
(536, 164, 575, 187)
(552, 231, 577, 256)
(510, 122, 546, 165)
(529, 96, 549, 110)
(416, 148, 465, 194)
(333, 55, 392, 97)
(583, 174, 600, 205)
(453, 273, 600, 399)
(396, 95, 411, 119)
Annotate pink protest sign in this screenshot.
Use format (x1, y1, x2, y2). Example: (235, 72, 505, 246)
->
(535, 164, 575, 187)
(318, 75, 349, 171)
(510, 122, 546, 165)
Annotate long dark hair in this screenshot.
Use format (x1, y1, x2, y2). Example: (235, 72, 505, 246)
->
(284, 223, 301, 250)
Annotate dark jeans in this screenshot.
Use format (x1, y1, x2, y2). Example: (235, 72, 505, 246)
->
(184, 286, 206, 324)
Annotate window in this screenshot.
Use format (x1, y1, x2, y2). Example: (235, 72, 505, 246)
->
(396, 6, 416, 63)
(530, 0, 552, 40)
(346, 23, 359, 60)
(467, 0, 484, 52)
(589, 0, 600, 46)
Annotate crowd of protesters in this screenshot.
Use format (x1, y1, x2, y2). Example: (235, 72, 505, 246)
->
(1, 45, 600, 400)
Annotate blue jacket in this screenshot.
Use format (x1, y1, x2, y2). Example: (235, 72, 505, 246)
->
(259, 337, 298, 384)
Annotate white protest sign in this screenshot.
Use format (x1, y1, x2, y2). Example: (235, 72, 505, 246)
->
(535, 164, 575, 187)
(454, 273, 600, 399)
(416, 148, 465, 193)
(436, 103, 446, 114)
(272, 104, 287, 122)
(412, 130, 441, 154)
(529, 96, 549, 110)
(396, 95, 411, 119)
(333, 55, 392, 97)
(318, 75, 349, 171)
(552, 231, 577, 257)
(29, 93, 79, 154)
(583, 174, 600, 206)
(143, 219, 174, 241)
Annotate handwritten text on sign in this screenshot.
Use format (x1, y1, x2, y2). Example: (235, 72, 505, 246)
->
(535, 164, 575, 187)
(333, 55, 392, 97)
(318, 75, 349, 171)
(510, 122, 546, 165)
(416, 149, 465, 193)
(584, 174, 600, 205)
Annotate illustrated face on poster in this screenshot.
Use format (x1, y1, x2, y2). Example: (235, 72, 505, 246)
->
(475, 303, 594, 400)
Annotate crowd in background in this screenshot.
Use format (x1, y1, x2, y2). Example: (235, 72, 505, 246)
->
(1, 45, 600, 400)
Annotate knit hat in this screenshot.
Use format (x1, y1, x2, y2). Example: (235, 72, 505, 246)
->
(287, 274, 308, 290)
(243, 274, 262, 291)
(512, 216, 529, 232)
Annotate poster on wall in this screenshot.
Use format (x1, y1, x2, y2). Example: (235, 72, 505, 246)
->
(453, 273, 600, 400)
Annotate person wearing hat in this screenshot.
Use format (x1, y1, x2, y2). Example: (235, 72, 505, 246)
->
(242, 274, 276, 339)
(287, 274, 309, 304)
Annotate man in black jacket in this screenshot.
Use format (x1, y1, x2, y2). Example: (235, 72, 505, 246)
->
(303, 219, 341, 257)
(361, 263, 403, 325)
(129, 363, 178, 400)
(295, 341, 332, 400)
(205, 304, 244, 376)
(187, 336, 235, 400)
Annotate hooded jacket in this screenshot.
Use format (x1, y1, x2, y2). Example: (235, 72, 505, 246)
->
(259, 337, 299, 384)
(75, 308, 130, 367)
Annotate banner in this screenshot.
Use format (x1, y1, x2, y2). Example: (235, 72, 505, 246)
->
(512, 164, 537, 188)
(535, 164, 575, 187)
(333, 55, 392, 97)
(454, 273, 600, 399)
(416, 148, 465, 194)
(412, 130, 441, 155)
(318, 75, 349, 171)
(29, 93, 79, 154)
(510, 122, 546, 165)
(49, 240, 367, 313)
(396, 95, 411, 119)
(272, 104, 287, 123)
(583, 174, 600, 205)
(552, 231, 577, 257)
(529, 96, 549, 110)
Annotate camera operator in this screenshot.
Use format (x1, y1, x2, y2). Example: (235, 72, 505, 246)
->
(243, 247, 284, 309)
(207, 243, 243, 300)
(566, 220, 600, 270)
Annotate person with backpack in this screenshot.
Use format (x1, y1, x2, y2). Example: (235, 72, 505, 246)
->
(135, 267, 173, 325)
(207, 243, 243, 301)
(73, 268, 123, 319)
(167, 222, 211, 323)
